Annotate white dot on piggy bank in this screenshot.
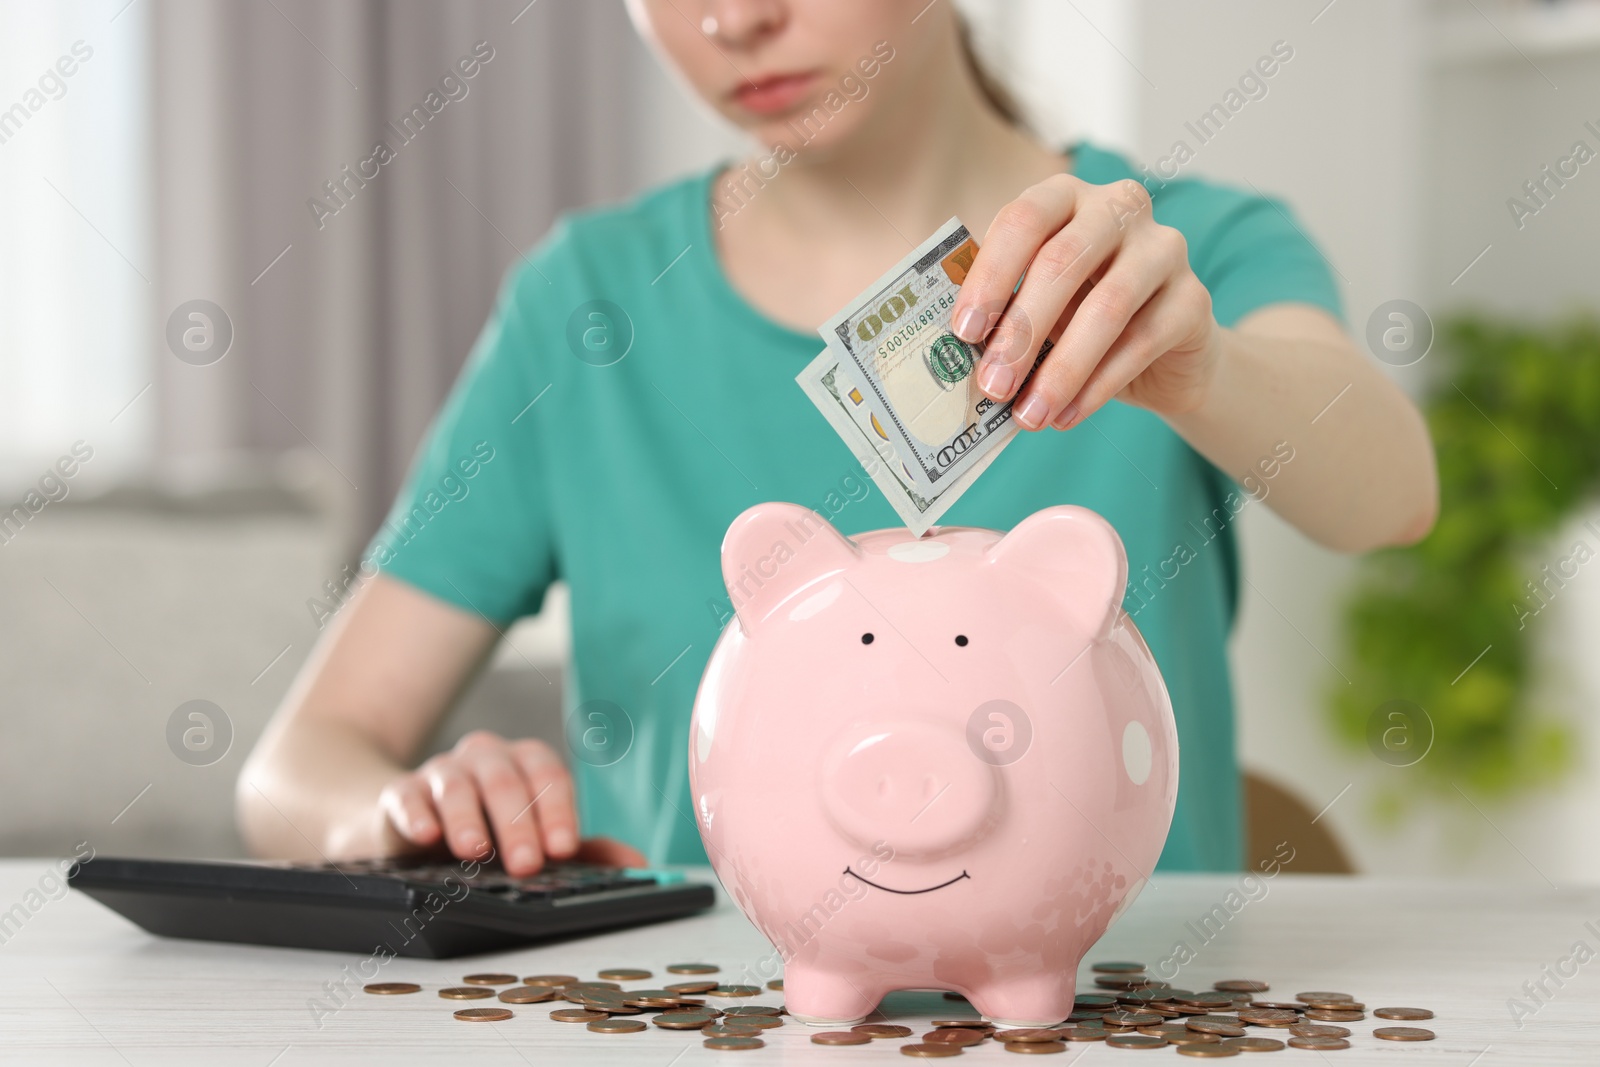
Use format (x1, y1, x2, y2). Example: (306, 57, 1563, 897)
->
(1122, 720, 1152, 785)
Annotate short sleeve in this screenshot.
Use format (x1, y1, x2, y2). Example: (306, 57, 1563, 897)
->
(1187, 194, 1344, 329)
(366, 263, 556, 624)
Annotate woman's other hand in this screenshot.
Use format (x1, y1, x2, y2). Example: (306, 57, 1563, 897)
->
(378, 730, 647, 878)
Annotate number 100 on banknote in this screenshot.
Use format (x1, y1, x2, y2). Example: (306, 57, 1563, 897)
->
(815, 218, 1046, 495)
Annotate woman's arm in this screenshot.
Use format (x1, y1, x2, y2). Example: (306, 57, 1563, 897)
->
(236, 574, 641, 877)
(949, 173, 1438, 553)
(1167, 302, 1437, 552)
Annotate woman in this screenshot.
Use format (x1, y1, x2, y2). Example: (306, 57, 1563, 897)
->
(238, 0, 1436, 879)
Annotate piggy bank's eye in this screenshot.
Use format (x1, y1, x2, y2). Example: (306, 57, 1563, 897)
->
(861, 633, 875, 645)
(954, 635, 969, 647)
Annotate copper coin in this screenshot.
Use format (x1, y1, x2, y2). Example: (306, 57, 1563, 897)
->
(663, 1004, 720, 1016)
(813, 1031, 872, 1045)
(1004, 1040, 1066, 1054)
(996, 1028, 1062, 1043)
(1120, 989, 1174, 1005)
(722, 1005, 782, 1016)
(703, 1036, 764, 1050)
(462, 972, 518, 985)
(454, 1007, 513, 1022)
(439, 987, 494, 1000)
(1220, 1037, 1285, 1052)
(1103, 1010, 1161, 1027)
(1092, 961, 1148, 973)
(925, 1029, 986, 1045)
(667, 963, 720, 974)
(1248, 1001, 1304, 1012)
(1302, 999, 1364, 1012)
(1075, 994, 1118, 1009)
(1213, 980, 1269, 993)
(1374, 1007, 1433, 1021)
(854, 1023, 915, 1038)
(566, 981, 623, 993)
(1236, 1009, 1298, 1027)
(363, 982, 420, 995)
(713, 984, 761, 997)
(901, 1045, 964, 1058)
(667, 980, 721, 995)
(498, 986, 555, 1004)
(1107, 1034, 1167, 1049)
(738, 1016, 785, 1030)
(1303, 1009, 1363, 1022)
(551, 1008, 607, 1022)
(524, 974, 579, 987)
(1375, 1026, 1435, 1041)
(1169, 1032, 1222, 1046)
(1177, 1046, 1241, 1058)
(768, 979, 784, 991)
(1188, 1018, 1245, 1037)
(588, 1017, 646, 1033)
(934, 1018, 993, 1028)
(655, 1014, 717, 1030)
(627, 997, 683, 1009)
(1294, 991, 1352, 1003)
(598, 968, 652, 981)
(1289, 1023, 1350, 1038)
(1176, 996, 1237, 1011)
(1064, 1029, 1107, 1042)
(1287, 1036, 1349, 1050)
(702, 1023, 760, 1037)
(1095, 975, 1148, 990)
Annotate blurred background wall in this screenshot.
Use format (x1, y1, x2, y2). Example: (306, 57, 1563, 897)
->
(1, 0, 1596, 882)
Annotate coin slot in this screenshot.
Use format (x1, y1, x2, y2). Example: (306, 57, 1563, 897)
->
(954, 634, 968, 646)
(861, 632, 875, 644)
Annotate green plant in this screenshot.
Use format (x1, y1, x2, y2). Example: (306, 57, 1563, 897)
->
(1331, 316, 1600, 815)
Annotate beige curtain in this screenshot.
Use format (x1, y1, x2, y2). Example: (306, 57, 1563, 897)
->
(149, 0, 650, 545)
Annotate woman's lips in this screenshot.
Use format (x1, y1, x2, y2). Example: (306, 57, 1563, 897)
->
(731, 71, 818, 116)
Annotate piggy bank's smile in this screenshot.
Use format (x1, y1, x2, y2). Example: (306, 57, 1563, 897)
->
(843, 867, 971, 894)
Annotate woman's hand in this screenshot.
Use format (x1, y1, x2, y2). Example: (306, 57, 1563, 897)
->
(951, 173, 1223, 431)
(377, 730, 646, 878)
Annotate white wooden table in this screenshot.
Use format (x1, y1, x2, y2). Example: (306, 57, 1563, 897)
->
(1, 861, 1591, 1064)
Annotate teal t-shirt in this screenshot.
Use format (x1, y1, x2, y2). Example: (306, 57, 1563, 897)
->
(369, 141, 1341, 872)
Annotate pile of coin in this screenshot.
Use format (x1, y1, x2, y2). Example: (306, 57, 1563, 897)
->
(364, 963, 791, 1048)
(363, 959, 1436, 1055)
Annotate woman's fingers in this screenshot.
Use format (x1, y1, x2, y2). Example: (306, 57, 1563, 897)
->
(1014, 225, 1185, 429)
(1049, 282, 1191, 429)
(421, 753, 494, 863)
(575, 836, 650, 868)
(951, 175, 1082, 346)
(455, 731, 548, 877)
(379, 773, 441, 846)
(976, 189, 1134, 401)
(510, 740, 579, 861)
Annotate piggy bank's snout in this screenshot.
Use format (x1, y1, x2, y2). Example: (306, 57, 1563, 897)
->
(820, 721, 998, 859)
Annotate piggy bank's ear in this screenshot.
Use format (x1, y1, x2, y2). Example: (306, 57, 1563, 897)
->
(721, 502, 861, 634)
(985, 506, 1127, 640)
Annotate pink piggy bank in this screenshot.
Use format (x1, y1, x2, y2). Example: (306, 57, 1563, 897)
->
(689, 503, 1178, 1028)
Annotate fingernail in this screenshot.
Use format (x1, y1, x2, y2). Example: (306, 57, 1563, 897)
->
(977, 359, 1015, 398)
(953, 306, 986, 343)
(510, 845, 535, 871)
(1014, 393, 1049, 429)
(1052, 401, 1081, 429)
(549, 828, 576, 855)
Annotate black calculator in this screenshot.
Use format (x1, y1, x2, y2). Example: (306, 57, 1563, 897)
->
(69, 855, 717, 958)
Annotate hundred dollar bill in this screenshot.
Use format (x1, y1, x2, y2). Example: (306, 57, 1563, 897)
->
(815, 216, 1046, 495)
(796, 352, 1001, 537)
